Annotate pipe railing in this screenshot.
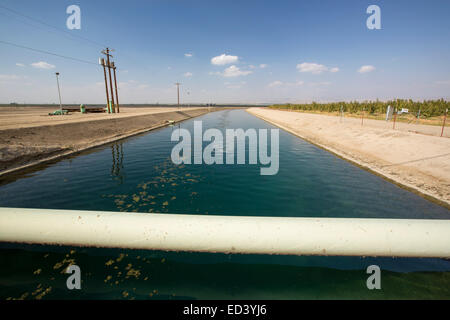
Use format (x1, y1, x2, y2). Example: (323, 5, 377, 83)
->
(0, 207, 449, 258)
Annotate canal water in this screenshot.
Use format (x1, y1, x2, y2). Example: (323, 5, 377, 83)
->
(0, 109, 449, 299)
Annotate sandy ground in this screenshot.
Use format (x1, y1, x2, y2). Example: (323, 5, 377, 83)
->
(248, 108, 450, 207)
(298, 111, 450, 138)
(0, 106, 216, 175)
(0, 106, 203, 130)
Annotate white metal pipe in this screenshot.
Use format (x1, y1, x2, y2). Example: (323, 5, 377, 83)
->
(0, 208, 449, 258)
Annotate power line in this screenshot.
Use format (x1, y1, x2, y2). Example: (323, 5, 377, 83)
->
(0, 40, 98, 66)
(0, 4, 136, 71)
(0, 11, 101, 50)
(0, 4, 107, 48)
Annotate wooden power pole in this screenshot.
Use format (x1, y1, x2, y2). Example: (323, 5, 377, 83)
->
(111, 62, 120, 113)
(99, 58, 110, 113)
(102, 48, 115, 113)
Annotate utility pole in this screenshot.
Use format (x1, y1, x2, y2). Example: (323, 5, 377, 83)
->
(55, 72, 63, 115)
(102, 48, 115, 113)
(111, 62, 120, 113)
(99, 58, 110, 113)
(175, 82, 181, 108)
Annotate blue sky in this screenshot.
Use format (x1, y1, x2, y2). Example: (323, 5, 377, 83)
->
(1, 0, 450, 104)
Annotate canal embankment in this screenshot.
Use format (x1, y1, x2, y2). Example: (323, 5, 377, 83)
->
(0, 107, 222, 176)
(248, 107, 450, 208)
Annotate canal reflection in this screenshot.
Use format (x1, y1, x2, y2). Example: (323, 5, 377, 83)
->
(111, 142, 124, 184)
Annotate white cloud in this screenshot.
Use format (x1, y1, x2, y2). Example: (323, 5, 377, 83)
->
(330, 67, 339, 73)
(297, 62, 328, 74)
(224, 81, 246, 85)
(310, 81, 331, 86)
(0, 74, 21, 80)
(184, 72, 193, 78)
(293, 80, 305, 86)
(115, 79, 151, 93)
(222, 65, 252, 77)
(248, 64, 267, 69)
(358, 65, 375, 73)
(16, 63, 25, 67)
(118, 80, 146, 88)
(211, 54, 239, 65)
(225, 81, 246, 89)
(268, 81, 283, 87)
(268, 80, 304, 88)
(0, 74, 28, 85)
(31, 61, 55, 69)
(184, 53, 193, 57)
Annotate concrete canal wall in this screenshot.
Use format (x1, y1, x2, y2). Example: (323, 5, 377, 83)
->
(248, 107, 450, 208)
